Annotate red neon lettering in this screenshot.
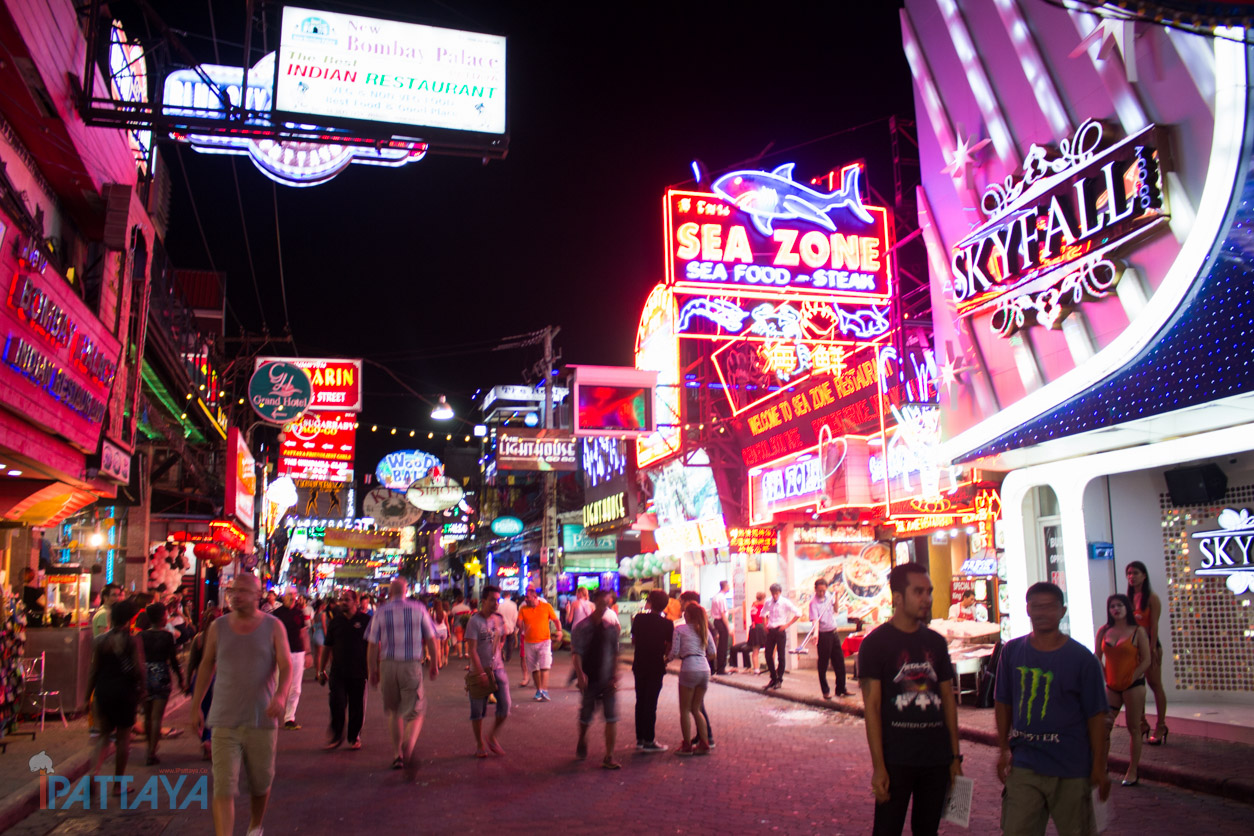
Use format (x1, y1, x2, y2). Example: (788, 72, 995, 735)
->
(700, 224, 724, 261)
(772, 230, 800, 267)
(799, 231, 830, 269)
(860, 237, 882, 271)
(723, 225, 753, 263)
(676, 222, 700, 259)
(831, 234, 860, 270)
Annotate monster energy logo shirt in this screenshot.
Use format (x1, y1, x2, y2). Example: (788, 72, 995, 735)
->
(857, 623, 955, 767)
(994, 636, 1107, 779)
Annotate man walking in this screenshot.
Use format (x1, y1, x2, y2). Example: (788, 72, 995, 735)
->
(192, 573, 293, 836)
(517, 587, 560, 701)
(465, 585, 510, 757)
(572, 587, 622, 770)
(319, 589, 370, 750)
(709, 580, 732, 675)
(996, 582, 1110, 835)
(367, 579, 439, 781)
(858, 563, 961, 836)
(810, 578, 850, 699)
(272, 590, 309, 730)
(631, 589, 673, 752)
(761, 583, 800, 690)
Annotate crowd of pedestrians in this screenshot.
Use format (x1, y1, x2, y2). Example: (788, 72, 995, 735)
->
(77, 565, 1150, 836)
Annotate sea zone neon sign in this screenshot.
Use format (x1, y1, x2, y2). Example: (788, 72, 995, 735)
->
(665, 163, 893, 303)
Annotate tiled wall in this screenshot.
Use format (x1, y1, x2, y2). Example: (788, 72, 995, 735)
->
(1160, 486, 1254, 692)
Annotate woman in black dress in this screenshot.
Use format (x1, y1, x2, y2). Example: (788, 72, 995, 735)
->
(139, 602, 184, 765)
(86, 600, 145, 785)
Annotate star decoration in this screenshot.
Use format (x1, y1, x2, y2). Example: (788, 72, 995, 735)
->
(1070, 16, 1138, 83)
(941, 131, 991, 181)
(940, 339, 977, 399)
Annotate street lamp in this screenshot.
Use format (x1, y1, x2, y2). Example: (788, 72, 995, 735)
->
(431, 395, 454, 420)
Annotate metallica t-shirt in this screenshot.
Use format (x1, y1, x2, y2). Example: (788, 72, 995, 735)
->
(994, 635, 1107, 779)
(857, 622, 955, 767)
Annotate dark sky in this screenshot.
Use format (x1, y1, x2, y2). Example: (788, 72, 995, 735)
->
(143, 1, 914, 452)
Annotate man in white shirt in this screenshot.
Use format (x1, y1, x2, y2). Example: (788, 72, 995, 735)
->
(809, 578, 850, 699)
(761, 583, 801, 691)
(709, 580, 732, 676)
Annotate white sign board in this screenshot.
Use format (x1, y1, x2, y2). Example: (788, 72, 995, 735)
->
(274, 7, 506, 135)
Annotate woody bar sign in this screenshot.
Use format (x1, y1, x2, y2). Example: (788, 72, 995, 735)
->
(497, 429, 577, 471)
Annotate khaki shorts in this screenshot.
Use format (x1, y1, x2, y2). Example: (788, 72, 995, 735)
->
(1001, 765, 1096, 836)
(211, 725, 277, 798)
(380, 658, 426, 720)
(524, 640, 553, 672)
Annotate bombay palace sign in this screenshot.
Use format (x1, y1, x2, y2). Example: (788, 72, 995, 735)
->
(951, 120, 1167, 338)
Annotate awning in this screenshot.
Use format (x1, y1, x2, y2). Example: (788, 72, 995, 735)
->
(0, 480, 99, 526)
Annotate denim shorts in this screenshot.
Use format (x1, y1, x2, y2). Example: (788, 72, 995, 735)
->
(469, 668, 510, 720)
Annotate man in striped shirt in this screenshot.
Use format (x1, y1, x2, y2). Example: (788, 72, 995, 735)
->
(367, 578, 439, 781)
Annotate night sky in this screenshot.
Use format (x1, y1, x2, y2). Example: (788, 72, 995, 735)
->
(141, 1, 914, 463)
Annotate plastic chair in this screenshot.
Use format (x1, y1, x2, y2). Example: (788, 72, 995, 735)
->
(20, 652, 67, 731)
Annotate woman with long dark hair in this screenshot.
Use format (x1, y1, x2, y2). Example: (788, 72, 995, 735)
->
(1095, 594, 1151, 785)
(668, 602, 716, 756)
(1126, 561, 1168, 744)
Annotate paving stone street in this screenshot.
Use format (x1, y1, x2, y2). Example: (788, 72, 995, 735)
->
(6, 655, 1251, 835)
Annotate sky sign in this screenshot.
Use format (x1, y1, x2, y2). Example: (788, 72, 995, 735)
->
(274, 7, 507, 136)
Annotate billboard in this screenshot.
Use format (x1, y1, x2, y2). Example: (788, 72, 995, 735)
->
(581, 437, 633, 534)
(375, 449, 442, 491)
(633, 285, 682, 466)
(648, 450, 728, 554)
(274, 7, 507, 136)
(255, 357, 362, 412)
(496, 428, 577, 471)
(747, 437, 876, 525)
(279, 410, 356, 483)
(571, 365, 658, 437)
(225, 427, 256, 530)
(249, 361, 313, 424)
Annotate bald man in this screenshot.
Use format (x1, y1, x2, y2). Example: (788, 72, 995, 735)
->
(366, 579, 439, 781)
(192, 573, 292, 836)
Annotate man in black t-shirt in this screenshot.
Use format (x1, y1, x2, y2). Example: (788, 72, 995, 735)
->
(273, 591, 309, 730)
(631, 590, 674, 753)
(319, 589, 371, 748)
(858, 563, 961, 836)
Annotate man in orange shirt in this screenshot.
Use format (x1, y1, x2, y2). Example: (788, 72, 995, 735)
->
(516, 587, 560, 701)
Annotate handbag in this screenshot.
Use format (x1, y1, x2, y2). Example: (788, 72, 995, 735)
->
(465, 669, 497, 699)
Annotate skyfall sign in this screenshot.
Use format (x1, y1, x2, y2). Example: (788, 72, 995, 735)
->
(951, 121, 1167, 337)
(1190, 507, 1254, 596)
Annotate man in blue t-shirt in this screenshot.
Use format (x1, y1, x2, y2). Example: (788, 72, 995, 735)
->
(995, 582, 1109, 835)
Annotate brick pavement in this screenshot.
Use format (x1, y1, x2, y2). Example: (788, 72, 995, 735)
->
(5, 653, 1252, 835)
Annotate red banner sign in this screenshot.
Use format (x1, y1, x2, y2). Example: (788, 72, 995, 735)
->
(255, 357, 362, 412)
(279, 410, 356, 483)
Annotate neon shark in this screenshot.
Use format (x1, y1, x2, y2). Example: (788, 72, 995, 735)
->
(712, 163, 874, 236)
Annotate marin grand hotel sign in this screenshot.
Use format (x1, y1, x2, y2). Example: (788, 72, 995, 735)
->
(950, 120, 1167, 338)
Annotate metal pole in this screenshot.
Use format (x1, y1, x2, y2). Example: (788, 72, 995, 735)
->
(240, 0, 255, 119)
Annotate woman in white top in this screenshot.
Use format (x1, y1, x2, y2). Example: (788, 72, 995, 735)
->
(668, 603, 716, 756)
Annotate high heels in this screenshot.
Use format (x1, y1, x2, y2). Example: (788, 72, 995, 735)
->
(1140, 718, 1151, 741)
(1121, 776, 1140, 787)
(1148, 725, 1169, 746)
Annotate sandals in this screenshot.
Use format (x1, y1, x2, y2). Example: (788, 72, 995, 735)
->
(601, 758, 621, 770)
(391, 756, 404, 770)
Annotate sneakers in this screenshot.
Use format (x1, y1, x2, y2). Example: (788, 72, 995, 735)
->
(283, 721, 301, 730)
(640, 741, 668, 753)
(539, 690, 552, 702)
(533, 692, 544, 701)
(694, 742, 711, 756)
(675, 743, 695, 757)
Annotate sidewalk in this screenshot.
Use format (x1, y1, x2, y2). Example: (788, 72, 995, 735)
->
(706, 661, 1254, 804)
(0, 694, 189, 832)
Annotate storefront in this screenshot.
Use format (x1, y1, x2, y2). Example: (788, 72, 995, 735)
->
(905, 1, 1254, 724)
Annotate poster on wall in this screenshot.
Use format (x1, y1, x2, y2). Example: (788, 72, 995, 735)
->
(225, 427, 256, 530)
(790, 540, 892, 625)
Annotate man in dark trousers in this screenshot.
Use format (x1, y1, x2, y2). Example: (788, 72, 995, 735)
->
(858, 563, 962, 836)
(631, 589, 673, 752)
(319, 589, 371, 749)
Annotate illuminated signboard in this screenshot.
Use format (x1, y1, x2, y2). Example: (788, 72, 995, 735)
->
(0, 264, 122, 452)
(162, 52, 427, 186)
(375, 450, 441, 490)
(728, 527, 777, 554)
(497, 428, 577, 471)
(572, 365, 657, 437)
(562, 524, 616, 553)
(634, 284, 682, 467)
(581, 436, 634, 534)
(664, 163, 892, 303)
(734, 346, 885, 468)
(649, 449, 727, 551)
(256, 357, 362, 411)
(583, 493, 628, 531)
(274, 7, 507, 136)
(794, 525, 875, 544)
(889, 489, 1001, 535)
(952, 120, 1167, 338)
(279, 410, 356, 483)
(747, 437, 875, 525)
(225, 427, 256, 529)
(249, 361, 313, 424)
(108, 21, 151, 175)
(1190, 508, 1254, 596)
(654, 517, 729, 554)
(582, 436, 627, 489)
(869, 404, 967, 501)
(362, 486, 422, 528)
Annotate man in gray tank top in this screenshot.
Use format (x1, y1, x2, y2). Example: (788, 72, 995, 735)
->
(192, 572, 293, 836)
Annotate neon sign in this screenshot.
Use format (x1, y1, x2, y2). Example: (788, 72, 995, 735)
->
(1190, 508, 1254, 596)
(665, 163, 892, 303)
(634, 284, 682, 468)
(375, 450, 442, 491)
(108, 22, 151, 175)
(747, 438, 875, 525)
(728, 527, 777, 554)
(951, 120, 1167, 337)
(162, 53, 427, 187)
(581, 437, 627, 489)
(279, 410, 356, 483)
